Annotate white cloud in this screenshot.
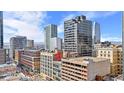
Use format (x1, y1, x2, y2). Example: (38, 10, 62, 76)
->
(58, 12, 117, 34)
(57, 11, 119, 42)
(3, 11, 119, 43)
(58, 14, 75, 34)
(101, 37, 122, 42)
(80, 11, 118, 19)
(3, 11, 47, 42)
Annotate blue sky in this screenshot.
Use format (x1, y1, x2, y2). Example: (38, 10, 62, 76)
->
(3, 11, 122, 43)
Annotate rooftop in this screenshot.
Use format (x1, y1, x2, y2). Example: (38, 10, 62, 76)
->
(0, 63, 16, 68)
(24, 49, 40, 52)
(62, 57, 109, 65)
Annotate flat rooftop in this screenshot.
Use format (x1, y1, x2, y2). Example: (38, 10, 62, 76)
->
(0, 63, 16, 68)
(24, 49, 40, 52)
(62, 57, 109, 65)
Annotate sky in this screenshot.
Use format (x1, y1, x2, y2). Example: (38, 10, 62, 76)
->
(3, 11, 122, 43)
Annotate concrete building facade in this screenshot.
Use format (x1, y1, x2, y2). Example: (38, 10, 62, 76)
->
(10, 36, 27, 59)
(20, 50, 40, 73)
(27, 40, 34, 48)
(61, 57, 110, 81)
(14, 49, 24, 64)
(0, 63, 16, 77)
(53, 61, 61, 81)
(40, 50, 62, 80)
(50, 37, 62, 51)
(44, 24, 57, 50)
(97, 46, 122, 76)
(64, 15, 92, 56)
(0, 49, 6, 64)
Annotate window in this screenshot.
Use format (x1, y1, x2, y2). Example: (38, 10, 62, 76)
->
(108, 54, 110, 57)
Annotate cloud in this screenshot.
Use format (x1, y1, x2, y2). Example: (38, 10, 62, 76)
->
(3, 11, 47, 42)
(101, 37, 122, 42)
(58, 11, 118, 35)
(58, 14, 75, 34)
(58, 14, 76, 40)
(3, 11, 119, 43)
(80, 11, 118, 19)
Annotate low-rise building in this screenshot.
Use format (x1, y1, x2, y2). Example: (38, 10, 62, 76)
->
(61, 57, 110, 81)
(20, 49, 40, 73)
(97, 45, 122, 76)
(14, 49, 24, 64)
(0, 63, 16, 78)
(0, 49, 6, 64)
(40, 50, 62, 80)
(53, 61, 61, 81)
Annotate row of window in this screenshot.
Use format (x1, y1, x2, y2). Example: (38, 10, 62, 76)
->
(100, 51, 110, 53)
(100, 54, 110, 57)
(62, 61, 87, 68)
(62, 67, 87, 76)
(62, 71, 86, 80)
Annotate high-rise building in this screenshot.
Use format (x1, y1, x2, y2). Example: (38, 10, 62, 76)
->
(92, 22, 100, 57)
(0, 63, 16, 78)
(27, 40, 34, 48)
(44, 24, 57, 50)
(92, 22, 100, 45)
(10, 36, 27, 59)
(97, 45, 122, 76)
(61, 57, 110, 81)
(64, 15, 92, 56)
(0, 11, 3, 49)
(50, 37, 62, 51)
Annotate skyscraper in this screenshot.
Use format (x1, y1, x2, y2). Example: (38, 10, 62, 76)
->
(10, 36, 27, 59)
(92, 22, 100, 45)
(50, 37, 62, 51)
(0, 11, 3, 49)
(92, 22, 100, 57)
(44, 24, 57, 50)
(27, 39, 34, 48)
(64, 15, 92, 56)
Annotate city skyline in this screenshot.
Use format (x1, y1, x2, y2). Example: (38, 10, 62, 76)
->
(0, 12, 123, 81)
(3, 11, 122, 43)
